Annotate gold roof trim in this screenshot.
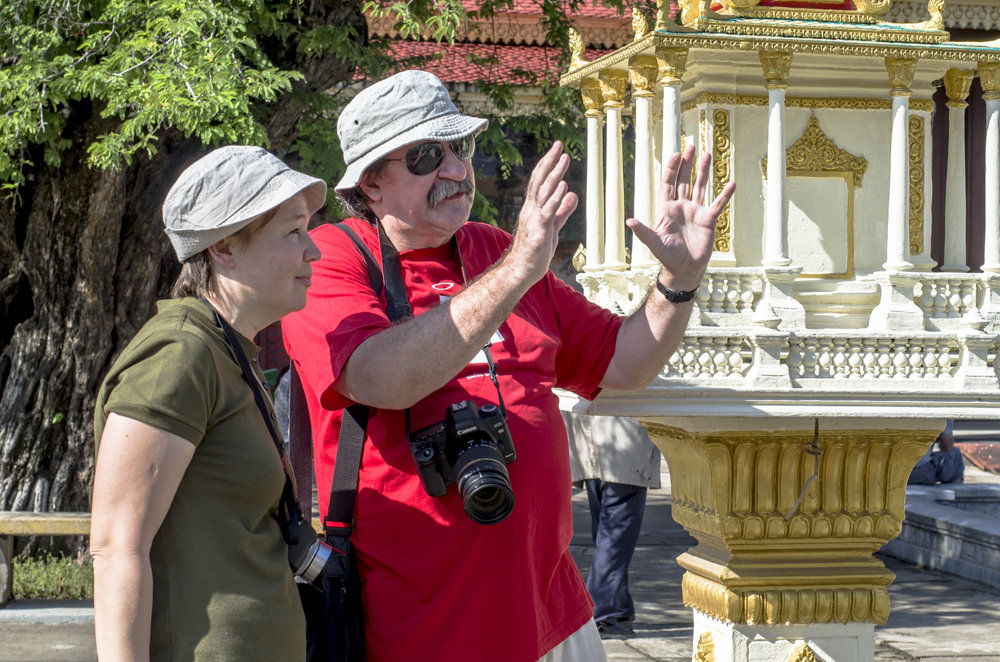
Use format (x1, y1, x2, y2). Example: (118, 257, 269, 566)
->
(681, 92, 935, 113)
(561, 33, 1000, 85)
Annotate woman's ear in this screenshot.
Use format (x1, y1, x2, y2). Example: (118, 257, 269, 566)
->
(207, 238, 237, 270)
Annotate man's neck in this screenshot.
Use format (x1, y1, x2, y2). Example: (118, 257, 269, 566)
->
(377, 215, 461, 252)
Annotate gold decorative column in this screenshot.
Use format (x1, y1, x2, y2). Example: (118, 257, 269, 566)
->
(599, 69, 628, 271)
(760, 52, 793, 268)
(979, 63, 1000, 333)
(630, 55, 660, 268)
(657, 47, 689, 162)
(643, 420, 936, 662)
(580, 77, 605, 276)
(942, 68, 975, 273)
(884, 58, 915, 271)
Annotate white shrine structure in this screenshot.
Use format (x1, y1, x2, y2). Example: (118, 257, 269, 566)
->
(559, 1, 1000, 661)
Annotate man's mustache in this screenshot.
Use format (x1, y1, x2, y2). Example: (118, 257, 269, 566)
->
(428, 178, 475, 208)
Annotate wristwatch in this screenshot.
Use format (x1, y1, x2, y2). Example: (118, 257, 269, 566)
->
(656, 280, 698, 304)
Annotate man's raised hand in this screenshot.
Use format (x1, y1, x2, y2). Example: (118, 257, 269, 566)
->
(626, 145, 735, 291)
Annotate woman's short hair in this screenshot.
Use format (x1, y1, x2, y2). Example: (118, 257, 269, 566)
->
(170, 206, 278, 299)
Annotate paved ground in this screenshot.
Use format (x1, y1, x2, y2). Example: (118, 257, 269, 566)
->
(2, 464, 999, 662)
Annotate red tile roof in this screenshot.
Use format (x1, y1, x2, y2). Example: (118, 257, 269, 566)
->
(390, 40, 611, 83)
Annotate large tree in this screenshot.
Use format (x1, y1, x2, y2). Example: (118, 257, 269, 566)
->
(0, 0, 632, 528)
(0, 0, 386, 517)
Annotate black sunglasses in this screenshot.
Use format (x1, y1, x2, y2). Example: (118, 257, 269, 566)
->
(383, 135, 476, 176)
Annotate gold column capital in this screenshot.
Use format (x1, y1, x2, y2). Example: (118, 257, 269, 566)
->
(598, 69, 628, 109)
(759, 51, 792, 90)
(656, 46, 689, 85)
(944, 68, 976, 109)
(629, 55, 659, 99)
(885, 57, 916, 97)
(580, 77, 605, 118)
(980, 62, 1000, 101)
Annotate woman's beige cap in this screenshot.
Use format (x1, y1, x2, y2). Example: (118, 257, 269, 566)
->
(163, 146, 327, 262)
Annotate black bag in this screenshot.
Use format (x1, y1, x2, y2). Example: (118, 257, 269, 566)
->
(296, 539, 365, 662)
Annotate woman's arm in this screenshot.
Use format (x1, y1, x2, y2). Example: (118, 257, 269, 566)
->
(90, 413, 195, 662)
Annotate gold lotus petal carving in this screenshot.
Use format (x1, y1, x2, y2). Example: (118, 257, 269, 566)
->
(787, 642, 822, 662)
(682, 93, 934, 114)
(980, 62, 1000, 99)
(695, 631, 715, 662)
(629, 55, 659, 96)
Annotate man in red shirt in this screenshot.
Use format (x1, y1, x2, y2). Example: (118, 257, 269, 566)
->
(282, 70, 734, 662)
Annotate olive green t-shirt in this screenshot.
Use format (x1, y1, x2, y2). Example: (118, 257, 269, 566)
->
(95, 298, 305, 662)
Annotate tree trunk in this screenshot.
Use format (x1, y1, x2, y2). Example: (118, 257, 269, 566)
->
(0, 1, 367, 554)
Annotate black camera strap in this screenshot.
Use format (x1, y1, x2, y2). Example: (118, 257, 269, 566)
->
(207, 301, 304, 546)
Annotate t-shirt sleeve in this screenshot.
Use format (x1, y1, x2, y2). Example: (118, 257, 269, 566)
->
(282, 222, 391, 412)
(546, 273, 623, 400)
(101, 332, 217, 445)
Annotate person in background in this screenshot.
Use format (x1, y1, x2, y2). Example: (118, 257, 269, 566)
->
(90, 146, 325, 661)
(908, 420, 965, 485)
(563, 413, 661, 639)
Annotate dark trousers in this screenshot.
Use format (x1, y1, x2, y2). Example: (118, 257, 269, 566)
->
(584, 479, 647, 623)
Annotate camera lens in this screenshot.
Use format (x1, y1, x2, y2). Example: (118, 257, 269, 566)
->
(454, 444, 515, 525)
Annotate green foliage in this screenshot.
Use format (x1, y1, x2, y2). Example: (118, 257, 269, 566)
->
(13, 553, 94, 600)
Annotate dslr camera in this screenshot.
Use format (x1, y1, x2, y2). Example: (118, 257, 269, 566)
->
(409, 400, 517, 525)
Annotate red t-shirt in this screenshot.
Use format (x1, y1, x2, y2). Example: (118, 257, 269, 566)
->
(282, 219, 623, 662)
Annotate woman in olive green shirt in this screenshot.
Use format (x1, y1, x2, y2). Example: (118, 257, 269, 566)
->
(91, 146, 325, 661)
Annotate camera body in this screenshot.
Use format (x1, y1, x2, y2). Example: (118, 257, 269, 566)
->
(409, 400, 517, 524)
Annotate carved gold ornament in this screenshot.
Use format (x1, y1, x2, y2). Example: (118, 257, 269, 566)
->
(909, 115, 925, 256)
(944, 68, 976, 108)
(629, 55, 659, 98)
(682, 93, 933, 114)
(632, 6, 651, 42)
(885, 57, 916, 96)
(853, 0, 892, 17)
(694, 632, 716, 662)
(559, 33, 1000, 86)
(910, 0, 945, 31)
(656, 46, 689, 84)
(645, 423, 934, 625)
(598, 69, 628, 108)
(580, 78, 604, 118)
(568, 27, 588, 71)
(981, 62, 1000, 101)
(759, 51, 793, 89)
(762, 115, 868, 188)
(712, 109, 732, 254)
(787, 642, 822, 662)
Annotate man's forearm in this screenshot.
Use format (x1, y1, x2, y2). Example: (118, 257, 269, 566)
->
(599, 269, 696, 391)
(338, 256, 536, 410)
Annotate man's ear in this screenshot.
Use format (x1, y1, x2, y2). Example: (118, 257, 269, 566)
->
(207, 238, 237, 270)
(358, 169, 383, 205)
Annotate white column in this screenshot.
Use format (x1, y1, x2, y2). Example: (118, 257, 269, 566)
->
(980, 63, 1000, 272)
(942, 68, 975, 273)
(760, 52, 792, 267)
(630, 56, 659, 268)
(884, 58, 916, 270)
(580, 78, 605, 270)
(656, 47, 687, 164)
(600, 69, 628, 270)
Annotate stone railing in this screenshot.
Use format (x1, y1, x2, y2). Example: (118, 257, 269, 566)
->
(914, 273, 980, 327)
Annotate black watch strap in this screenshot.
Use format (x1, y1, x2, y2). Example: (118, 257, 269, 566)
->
(656, 280, 698, 304)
